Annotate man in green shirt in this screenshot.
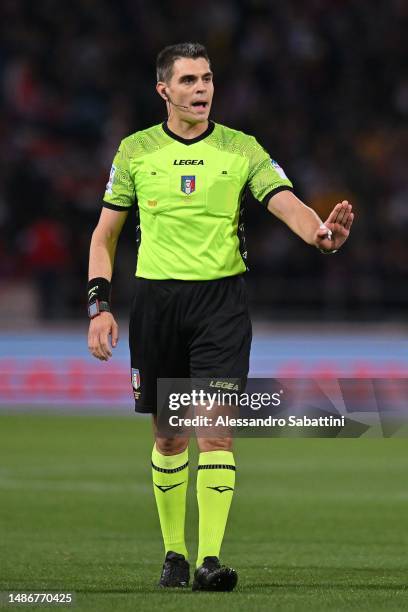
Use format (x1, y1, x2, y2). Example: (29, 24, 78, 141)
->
(87, 42, 354, 592)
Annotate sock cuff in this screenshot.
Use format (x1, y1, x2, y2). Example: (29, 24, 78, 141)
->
(198, 450, 235, 469)
(152, 444, 189, 472)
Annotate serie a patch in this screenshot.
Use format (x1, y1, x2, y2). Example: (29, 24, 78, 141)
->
(270, 159, 288, 180)
(106, 164, 116, 194)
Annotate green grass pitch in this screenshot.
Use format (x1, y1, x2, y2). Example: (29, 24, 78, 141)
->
(0, 413, 407, 611)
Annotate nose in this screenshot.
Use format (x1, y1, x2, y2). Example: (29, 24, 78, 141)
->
(196, 79, 207, 93)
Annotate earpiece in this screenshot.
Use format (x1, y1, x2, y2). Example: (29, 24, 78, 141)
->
(162, 89, 189, 110)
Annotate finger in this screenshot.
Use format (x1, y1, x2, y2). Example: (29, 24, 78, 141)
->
(334, 201, 349, 225)
(94, 342, 107, 361)
(345, 212, 354, 230)
(328, 201, 349, 225)
(340, 203, 353, 225)
(92, 343, 105, 361)
(340, 210, 350, 228)
(98, 339, 111, 360)
(326, 202, 343, 224)
(89, 330, 107, 361)
(336, 205, 347, 224)
(111, 321, 119, 348)
(88, 333, 101, 360)
(98, 331, 112, 360)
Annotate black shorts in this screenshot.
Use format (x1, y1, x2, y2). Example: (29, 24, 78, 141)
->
(128, 274, 252, 414)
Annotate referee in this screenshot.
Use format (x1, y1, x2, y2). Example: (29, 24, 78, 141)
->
(87, 42, 353, 592)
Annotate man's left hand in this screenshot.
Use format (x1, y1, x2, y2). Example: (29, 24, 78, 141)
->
(314, 200, 354, 253)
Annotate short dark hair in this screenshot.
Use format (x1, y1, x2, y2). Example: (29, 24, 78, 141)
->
(156, 42, 210, 83)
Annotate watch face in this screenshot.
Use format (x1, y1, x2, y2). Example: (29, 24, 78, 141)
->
(88, 301, 99, 318)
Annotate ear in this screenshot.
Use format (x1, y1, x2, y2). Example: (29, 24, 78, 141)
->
(156, 82, 168, 102)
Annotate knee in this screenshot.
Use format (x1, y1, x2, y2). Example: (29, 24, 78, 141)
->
(197, 437, 233, 453)
(155, 436, 188, 455)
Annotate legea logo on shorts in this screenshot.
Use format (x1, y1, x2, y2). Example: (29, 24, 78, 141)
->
(181, 175, 196, 195)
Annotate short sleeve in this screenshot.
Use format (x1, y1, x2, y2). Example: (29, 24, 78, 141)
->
(103, 140, 136, 210)
(247, 137, 293, 206)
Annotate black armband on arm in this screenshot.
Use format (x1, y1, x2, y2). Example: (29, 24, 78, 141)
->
(87, 277, 111, 318)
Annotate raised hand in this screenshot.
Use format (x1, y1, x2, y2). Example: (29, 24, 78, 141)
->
(314, 200, 354, 253)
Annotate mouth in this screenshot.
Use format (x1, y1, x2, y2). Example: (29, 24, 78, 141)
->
(191, 101, 208, 110)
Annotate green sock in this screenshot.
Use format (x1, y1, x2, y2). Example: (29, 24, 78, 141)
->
(151, 444, 189, 559)
(196, 450, 235, 567)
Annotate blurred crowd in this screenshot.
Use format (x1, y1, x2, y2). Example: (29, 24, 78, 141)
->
(1, 0, 407, 320)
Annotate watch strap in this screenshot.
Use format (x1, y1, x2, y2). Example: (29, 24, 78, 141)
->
(88, 300, 111, 319)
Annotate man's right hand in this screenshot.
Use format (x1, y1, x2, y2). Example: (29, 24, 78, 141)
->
(88, 312, 119, 361)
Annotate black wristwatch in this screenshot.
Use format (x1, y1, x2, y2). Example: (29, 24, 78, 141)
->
(88, 300, 111, 319)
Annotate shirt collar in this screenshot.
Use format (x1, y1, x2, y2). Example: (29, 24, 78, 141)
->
(162, 120, 215, 145)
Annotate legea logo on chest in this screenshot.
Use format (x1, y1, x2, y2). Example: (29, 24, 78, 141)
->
(173, 160, 204, 165)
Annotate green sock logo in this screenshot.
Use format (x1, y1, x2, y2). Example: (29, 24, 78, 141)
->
(206, 485, 234, 493)
(154, 481, 185, 493)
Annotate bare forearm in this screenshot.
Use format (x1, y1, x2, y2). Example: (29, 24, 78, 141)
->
(267, 191, 322, 245)
(285, 203, 322, 245)
(88, 228, 119, 280)
(88, 208, 128, 281)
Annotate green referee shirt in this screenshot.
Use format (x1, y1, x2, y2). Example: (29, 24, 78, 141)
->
(103, 121, 293, 280)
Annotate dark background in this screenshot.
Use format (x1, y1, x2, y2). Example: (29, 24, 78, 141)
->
(1, 0, 406, 321)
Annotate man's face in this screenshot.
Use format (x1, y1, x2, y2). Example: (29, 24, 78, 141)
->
(161, 57, 214, 123)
